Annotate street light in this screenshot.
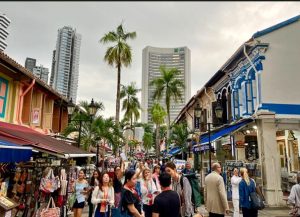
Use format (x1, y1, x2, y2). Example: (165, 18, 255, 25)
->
(196, 100, 223, 173)
(67, 98, 97, 148)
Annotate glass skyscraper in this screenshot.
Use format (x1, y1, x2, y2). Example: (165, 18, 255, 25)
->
(50, 26, 81, 102)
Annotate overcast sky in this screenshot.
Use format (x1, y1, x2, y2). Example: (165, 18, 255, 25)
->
(2, 2, 300, 119)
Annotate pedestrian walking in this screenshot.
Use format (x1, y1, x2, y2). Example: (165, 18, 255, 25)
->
(72, 169, 89, 217)
(113, 159, 125, 207)
(152, 165, 162, 193)
(204, 163, 229, 217)
(231, 168, 242, 217)
(140, 167, 158, 217)
(288, 172, 300, 217)
(91, 172, 114, 217)
(165, 161, 194, 217)
(88, 170, 101, 217)
(239, 168, 258, 217)
(121, 169, 144, 217)
(152, 172, 181, 217)
(182, 161, 195, 175)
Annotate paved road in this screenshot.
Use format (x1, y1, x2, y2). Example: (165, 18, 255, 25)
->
(80, 206, 291, 217)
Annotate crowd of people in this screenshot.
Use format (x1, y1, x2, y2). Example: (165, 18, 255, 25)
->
(69, 158, 203, 217)
(70, 159, 280, 217)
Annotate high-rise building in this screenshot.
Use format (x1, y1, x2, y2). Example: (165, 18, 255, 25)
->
(141, 46, 191, 123)
(49, 50, 56, 86)
(0, 13, 11, 51)
(25, 57, 36, 72)
(50, 26, 81, 102)
(32, 65, 49, 84)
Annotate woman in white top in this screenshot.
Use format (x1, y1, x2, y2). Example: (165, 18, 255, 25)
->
(140, 167, 158, 217)
(288, 172, 300, 217)
(231, 168, 242, 217)
(91, 172, 114, 217)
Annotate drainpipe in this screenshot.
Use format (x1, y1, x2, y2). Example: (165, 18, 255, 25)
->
(17, 79, 35, 125)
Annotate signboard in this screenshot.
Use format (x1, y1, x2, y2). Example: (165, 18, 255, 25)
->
(235, 141, 246, 148)
(32, 108, 40, 124)
(193, 144, 210, 153)
(194, 117, 200, 129)
(173, 159, 186, 173)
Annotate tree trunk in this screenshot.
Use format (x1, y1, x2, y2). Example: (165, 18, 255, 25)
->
(115, 64, 121, 156)
(156, 124, 160, 158)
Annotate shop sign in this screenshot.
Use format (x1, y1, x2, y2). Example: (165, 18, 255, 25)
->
(193, 144, 210, 152)
(51, 159, 61, 166)
(32, 108, 40, 124)
(173, 159, 186, 173)
(235, 141, 245, 148)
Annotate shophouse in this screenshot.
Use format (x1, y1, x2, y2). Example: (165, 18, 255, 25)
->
(174, 15, 300, 206)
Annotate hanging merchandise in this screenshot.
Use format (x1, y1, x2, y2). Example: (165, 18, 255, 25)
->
(39, 168, 59, 193)
(59, 169, 68, 196)
(39, 197, 60, 217)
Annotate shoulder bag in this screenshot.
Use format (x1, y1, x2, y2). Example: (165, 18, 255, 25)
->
(111, 189, 131, 217)
(249, 181, 265, 210)
(40, 197, 60, 217)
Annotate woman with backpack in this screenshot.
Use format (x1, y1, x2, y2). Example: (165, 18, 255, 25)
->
(140, 167, 158, 217)
(239, 167, 258, 217)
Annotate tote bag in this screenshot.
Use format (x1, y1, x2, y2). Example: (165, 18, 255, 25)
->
(40, 197, 60, 217)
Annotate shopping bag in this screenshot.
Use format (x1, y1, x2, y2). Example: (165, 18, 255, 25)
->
(68, 192, 76, 209)
(40, 197, 60, 217)
(39, 169, 58, 193)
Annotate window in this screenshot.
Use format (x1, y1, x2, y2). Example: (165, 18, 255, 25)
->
(0, 77, 8, 118)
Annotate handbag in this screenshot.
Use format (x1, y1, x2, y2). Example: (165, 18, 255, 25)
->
(111, 189, 131, 217)
(250, 191, 265, 210)
(40, 169, 58, 193)
(68, 182, 76, 208)
(40, 197, 60, 217)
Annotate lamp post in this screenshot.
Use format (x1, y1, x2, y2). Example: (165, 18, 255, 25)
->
(195, 101, 223, 173)
(67, 98, 97, 148)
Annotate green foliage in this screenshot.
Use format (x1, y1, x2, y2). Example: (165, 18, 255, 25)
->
(143, 132, 154, 152)
(150, 65, 185, 128)
(120, 82, 141, 125)
(150, 103, 167, 126)
(170, 122, 189, 149)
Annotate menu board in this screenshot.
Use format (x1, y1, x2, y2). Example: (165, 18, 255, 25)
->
(0, 196, 18, 211)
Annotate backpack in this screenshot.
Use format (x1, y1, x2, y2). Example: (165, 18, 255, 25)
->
(180, 173, 203, 208)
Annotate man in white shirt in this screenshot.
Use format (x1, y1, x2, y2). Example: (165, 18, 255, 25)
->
(231, 168, 242, 217)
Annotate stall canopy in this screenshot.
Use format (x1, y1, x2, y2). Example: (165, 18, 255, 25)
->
(168, 146, 182, 156)
(193, 118, 253, 152)
(0, 140, 32, 163)
(0, 121, 95, 158)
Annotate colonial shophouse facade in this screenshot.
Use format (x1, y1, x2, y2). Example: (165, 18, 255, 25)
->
(175, 15, 300, 206)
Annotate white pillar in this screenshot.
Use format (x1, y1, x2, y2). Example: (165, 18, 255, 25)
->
(256, 111, 284, 206)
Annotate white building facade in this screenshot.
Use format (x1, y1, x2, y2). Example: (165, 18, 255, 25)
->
(32, 65, 49, 84)
(141, 46, 191, 123)
(50, 26, 81, 102)
(0, 13, 11, 51)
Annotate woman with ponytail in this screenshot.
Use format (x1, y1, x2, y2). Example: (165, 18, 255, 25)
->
(239, 168, 258, 217)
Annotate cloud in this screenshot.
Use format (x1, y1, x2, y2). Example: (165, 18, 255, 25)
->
(1, 1, 300, 120)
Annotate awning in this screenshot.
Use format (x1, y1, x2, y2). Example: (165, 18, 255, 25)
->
(168, 146, 182, 156)
(193, 118, 253, 152)
(0, 121, 95, 158)
(0, 139, 32, 163)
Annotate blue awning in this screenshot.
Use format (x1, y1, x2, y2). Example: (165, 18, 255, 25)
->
(168, 146, 181, 156)
(193, 119, 253, 152)
(0, 140, 32, 163)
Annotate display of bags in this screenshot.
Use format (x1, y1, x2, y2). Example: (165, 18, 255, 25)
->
(40, 197, 60, 217)
(39, 168, 58, 193)
(67, 182, 76, 209)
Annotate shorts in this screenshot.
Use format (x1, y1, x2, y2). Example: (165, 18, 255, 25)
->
(73, 199, 85, 209)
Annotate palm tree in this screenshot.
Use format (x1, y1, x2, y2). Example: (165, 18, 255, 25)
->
(92, 116, 123, 155)
(170, 122, 189, 159)
(150, 65, 185, 148)
(100, 23, 137, 125)
(143, 132, 153, 155)
(63, 100, 104, 150)
(120, 82, 141, 135)
(151, 103, 167, 157)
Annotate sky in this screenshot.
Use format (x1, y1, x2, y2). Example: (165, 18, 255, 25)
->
(1, 1, 300, 119)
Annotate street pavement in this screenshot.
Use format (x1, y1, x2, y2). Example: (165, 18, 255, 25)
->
(80, 205, 291, 217)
